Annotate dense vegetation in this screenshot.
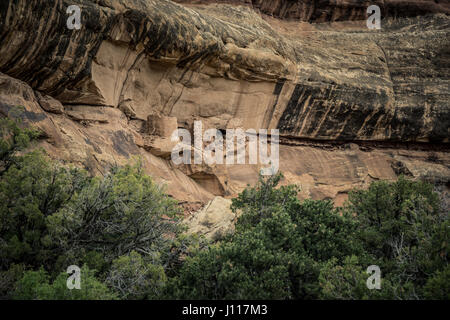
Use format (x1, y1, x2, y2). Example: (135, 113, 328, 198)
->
(0, 112, 448, 300)
(169, 174, 448, 299)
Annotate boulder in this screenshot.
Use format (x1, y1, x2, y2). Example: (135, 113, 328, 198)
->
(186, 196, 236, 240)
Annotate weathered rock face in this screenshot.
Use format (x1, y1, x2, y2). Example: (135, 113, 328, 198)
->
(186, 196, 236, 240)
(175, 0, 450, 22)
(0, 0, 449, 213)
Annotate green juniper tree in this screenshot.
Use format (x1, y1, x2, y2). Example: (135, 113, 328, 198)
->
(170, 174, 448, 300)
(169, 173, 366, 299)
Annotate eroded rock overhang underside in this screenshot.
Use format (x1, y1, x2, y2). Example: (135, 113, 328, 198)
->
(0, 0, 448, 209)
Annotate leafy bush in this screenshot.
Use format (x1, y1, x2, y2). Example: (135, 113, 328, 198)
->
(344, 177, 448, 299)
(318, 256, 394, 299)
(106, 251, 166, 299)
(171, 174, 448, 300)
(423, 266, 450, 300)
(13, 265, 117, 300)
(0, 150, 88, 271)
(0, 106, 39, 175)
(46, 162, 183, 267)
(170, 174, 367, 299)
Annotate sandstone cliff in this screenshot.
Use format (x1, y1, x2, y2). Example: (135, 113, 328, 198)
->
(0, 0, 448, 220)
(175, 0, 450, 22)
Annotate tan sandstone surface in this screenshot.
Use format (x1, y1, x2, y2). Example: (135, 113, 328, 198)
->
(0, 1, 448, 236)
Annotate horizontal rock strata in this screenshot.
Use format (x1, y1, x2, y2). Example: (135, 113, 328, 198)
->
(0, 0, 448, 213)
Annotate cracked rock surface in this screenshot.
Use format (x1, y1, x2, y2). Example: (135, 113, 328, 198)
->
(0, 1, 448, 227)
